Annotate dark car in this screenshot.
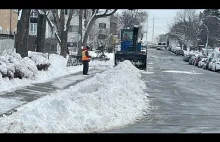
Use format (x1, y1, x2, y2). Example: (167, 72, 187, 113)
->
(183, 54, 193, 62)
(176, 49, 184, 56)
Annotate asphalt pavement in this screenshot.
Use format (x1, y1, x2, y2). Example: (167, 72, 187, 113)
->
(107, 48, 220, 133)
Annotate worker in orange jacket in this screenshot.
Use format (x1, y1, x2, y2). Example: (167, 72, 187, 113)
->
(82, 46, 91, 75)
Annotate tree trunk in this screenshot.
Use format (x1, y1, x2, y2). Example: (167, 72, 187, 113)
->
(60, 31, 68, 58)
(82, 17, 97, 47)
(78, 9, 83, 56)
(15, 9, 31, 58)
(36, 13, 46, 52)
(59, 9, 66, 58)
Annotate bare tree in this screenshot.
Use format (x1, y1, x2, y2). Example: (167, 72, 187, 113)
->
(82, 9, 118, 47)
(169, 9, 200, 47)
(199, 9, 220, 47)
(87, 24, 100, 50)
(15, 9, 31, 58)
(50, 9, 74, 58)
(117, 10, 148, 37)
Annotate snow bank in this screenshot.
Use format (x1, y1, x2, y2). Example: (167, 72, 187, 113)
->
(163, 70, 203, 75)
(0, 60, 149, 133)
(184, 50, 203, 56)
(0, 98, 25, 114)
(34, 54, 82, 82)
(28, 51, 50, 65)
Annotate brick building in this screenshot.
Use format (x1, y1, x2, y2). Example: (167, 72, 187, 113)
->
(0, 9, 18, 34)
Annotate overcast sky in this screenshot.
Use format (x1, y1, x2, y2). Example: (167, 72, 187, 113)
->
(145, 9, 179, 43)
(145, 9, 204, 43)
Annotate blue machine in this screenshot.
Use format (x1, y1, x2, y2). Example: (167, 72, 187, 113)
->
(115, 26, 147, 69)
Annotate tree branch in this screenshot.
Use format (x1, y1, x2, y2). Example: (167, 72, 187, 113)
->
(66, 9, 74, 31)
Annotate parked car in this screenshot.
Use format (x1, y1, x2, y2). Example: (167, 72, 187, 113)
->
(183, 54, 193, 62)
(209, 58, 220, 71)
(189, 55, 196, 65)
(194, 55, 206, 66)
(157, 46, 162, 50)
(204, 57, 214, 70)
(198, 57, 207, 68)
(176, 49, 184, 56)
(171, 46, 181, 53)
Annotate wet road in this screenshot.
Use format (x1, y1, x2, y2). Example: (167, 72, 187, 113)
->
(107, 48, 220, 133)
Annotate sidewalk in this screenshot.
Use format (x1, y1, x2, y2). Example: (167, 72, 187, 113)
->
(0, 68, 105, 117)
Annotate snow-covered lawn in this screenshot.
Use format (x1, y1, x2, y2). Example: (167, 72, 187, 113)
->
(0, 60, 149, 133)
(0, 51, 113, 93)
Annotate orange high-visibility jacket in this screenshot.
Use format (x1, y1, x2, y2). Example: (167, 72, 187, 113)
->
(82, 50, 90, 61)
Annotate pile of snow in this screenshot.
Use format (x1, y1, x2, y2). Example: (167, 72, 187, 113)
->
(28, 51, 50, 66)
(0, 60, 149, 133)
(0, 98, 25, 114)
(28, 51, 50, 71)
(163, 70, 203, 75)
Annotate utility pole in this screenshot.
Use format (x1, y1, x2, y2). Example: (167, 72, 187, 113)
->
(146, 16, 148, 45)
(152, 15, 154, 43)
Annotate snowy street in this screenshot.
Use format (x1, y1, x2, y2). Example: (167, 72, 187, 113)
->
(108, 48, 220, 133)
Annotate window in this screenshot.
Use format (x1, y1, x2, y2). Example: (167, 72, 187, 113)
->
(29, 23, 37, 35)
(31, 11, 38, 18)
(69, 25, 79, 32)
(98, 34, 107, 39)
(99, 23, 106, 29)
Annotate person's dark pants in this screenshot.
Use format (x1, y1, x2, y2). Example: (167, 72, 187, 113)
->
(83, 60, 89, 74)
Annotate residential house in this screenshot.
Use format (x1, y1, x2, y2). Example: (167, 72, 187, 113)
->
(0, 9, 18, 35)
(90, 15, 111, 50)
(0, 9, 17, 53)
